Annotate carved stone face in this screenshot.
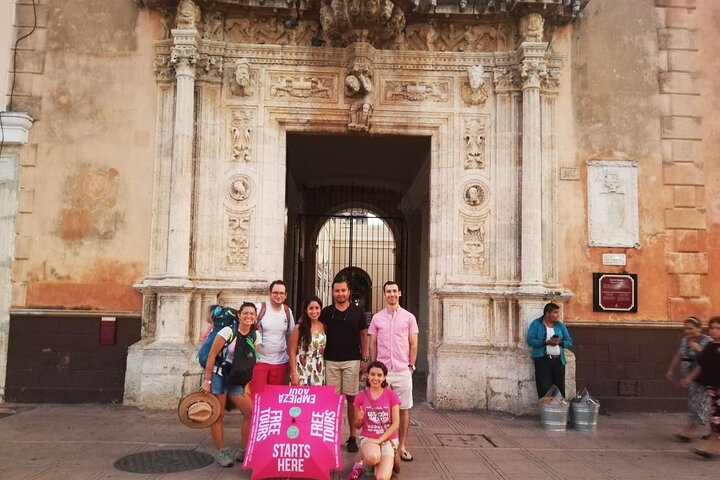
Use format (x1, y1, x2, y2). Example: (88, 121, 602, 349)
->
(345, 74, 361, 94)
(467, 65, 484, 90)
(234, 61, 250, 87)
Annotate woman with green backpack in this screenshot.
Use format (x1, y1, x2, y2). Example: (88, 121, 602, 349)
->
(200, 302, 261, 467)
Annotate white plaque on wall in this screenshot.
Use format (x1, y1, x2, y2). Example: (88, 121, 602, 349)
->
(587, 160, 639, 248)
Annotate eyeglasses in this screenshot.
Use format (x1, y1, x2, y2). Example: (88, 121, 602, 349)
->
(271, 291, 287, 295)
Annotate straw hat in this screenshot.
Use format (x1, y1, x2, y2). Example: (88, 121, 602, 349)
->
(178, 392, 221, 429)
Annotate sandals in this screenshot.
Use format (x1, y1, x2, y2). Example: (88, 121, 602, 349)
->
(400, 449, 414, 462)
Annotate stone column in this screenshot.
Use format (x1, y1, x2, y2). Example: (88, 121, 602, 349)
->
(123, 27, 202, 409)
(518, 20, 548, 291)
(166, 28, 199, 281)
(0, 112, 33, 402)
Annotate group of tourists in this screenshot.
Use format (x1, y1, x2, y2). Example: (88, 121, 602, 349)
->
(200, 277, 418, 479)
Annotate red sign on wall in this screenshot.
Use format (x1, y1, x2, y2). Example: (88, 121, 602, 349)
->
(593, 273, 638, 313)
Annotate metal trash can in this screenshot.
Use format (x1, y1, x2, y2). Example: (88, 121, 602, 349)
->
(538, 401, 569, 431)
(571, 402, 600, 432)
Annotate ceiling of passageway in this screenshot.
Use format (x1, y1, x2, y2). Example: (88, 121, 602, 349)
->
(286, 134, 430, 191)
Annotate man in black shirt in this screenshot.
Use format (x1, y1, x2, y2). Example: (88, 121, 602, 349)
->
(321, 277, 368, 453)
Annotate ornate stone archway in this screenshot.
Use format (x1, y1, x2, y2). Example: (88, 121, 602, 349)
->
(125, 0, 588, 411)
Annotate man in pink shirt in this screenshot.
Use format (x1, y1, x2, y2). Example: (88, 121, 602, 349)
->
(368, 280, 419, 463)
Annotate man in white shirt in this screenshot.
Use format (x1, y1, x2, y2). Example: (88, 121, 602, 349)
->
(249, 280, 295, 395)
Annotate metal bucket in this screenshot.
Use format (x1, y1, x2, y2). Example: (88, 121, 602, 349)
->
(571, 402, 600, 432)
(538, 401, 569, 431)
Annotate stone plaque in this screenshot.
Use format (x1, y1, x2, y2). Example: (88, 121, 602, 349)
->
(587, 160, 639, 248)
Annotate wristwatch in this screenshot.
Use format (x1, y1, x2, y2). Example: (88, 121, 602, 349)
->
(362, 357, 370, 362)
(408, 364, 416, 372)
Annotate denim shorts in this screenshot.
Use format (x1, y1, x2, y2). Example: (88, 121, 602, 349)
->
(210, 372, 245, 396)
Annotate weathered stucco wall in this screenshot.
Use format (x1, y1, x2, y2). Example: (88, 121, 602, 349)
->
(561, 0, 717, 323)
(11, 1, 159, 312)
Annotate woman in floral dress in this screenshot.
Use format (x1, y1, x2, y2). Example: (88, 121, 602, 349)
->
(289, 295, 327, 386)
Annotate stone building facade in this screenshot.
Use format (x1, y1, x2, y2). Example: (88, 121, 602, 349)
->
(1, 0, 718, 412)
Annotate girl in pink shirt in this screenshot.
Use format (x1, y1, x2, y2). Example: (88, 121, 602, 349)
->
(353, 361, 400, 480)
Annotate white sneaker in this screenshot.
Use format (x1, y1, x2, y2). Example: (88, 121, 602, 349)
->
(216, 448, 233, 467)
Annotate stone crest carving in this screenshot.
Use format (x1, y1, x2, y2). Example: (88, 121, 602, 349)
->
(462, 65, 488, 106)
(462, 182, 489, 209)
(269, 74, 335, 100)
(385, 80, 450, 103)
(230, 110, 253, 162)
(175, 0, 201, 30)
(227, 213, 251, 267)
(345, 63, 374, 132)
(230, 58, 254, 97)
(520, 13, 544, 42)
(462, 219, 487, 272)
(463, 117, 486, 169)
(319, 0, 405, 47)
(228, 175, 252, 202)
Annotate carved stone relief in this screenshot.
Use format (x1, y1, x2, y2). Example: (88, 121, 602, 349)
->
(400, 23, 512, 52)
(269, 73, 336, 101)
(462, 218, 487, 273)
(319, 0, 406, 47)
(384, 80, 451, 104)
(229, 110, 254, 163)
(229, 58, 255, 97)
(520, 58, 548, 89)
(493, 66, 522, 93)
(462, 65, 489, 107)
(227, 175, 253, 203)
(226, 212, 251, 268)
(175, 0, 201, 30)
(519, 13, 544, 42)
(462, 182, 489, 209)
(587, 160, 640, 248)
(225, 17, 320, 46)
(345, 63, 374, 132)
(463, 117, 487, 169)
(202, 11, 224, 40)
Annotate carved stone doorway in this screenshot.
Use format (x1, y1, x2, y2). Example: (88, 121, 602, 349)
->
(285, 133, 429, 371)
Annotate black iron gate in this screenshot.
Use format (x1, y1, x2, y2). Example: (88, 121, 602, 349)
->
(290, 187, 407, 317)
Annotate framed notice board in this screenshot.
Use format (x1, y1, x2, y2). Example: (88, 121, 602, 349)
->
(592, 273, 638, 313)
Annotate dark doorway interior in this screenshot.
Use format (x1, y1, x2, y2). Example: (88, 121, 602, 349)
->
(284, 133, 430, 326)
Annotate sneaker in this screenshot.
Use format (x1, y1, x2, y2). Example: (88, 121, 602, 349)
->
(216, 448, 233, 467)
(346, 436, 359, 453)
(236, 447, 246, 462)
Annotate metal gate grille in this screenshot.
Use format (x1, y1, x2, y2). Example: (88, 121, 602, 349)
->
(290, 186, 407, 317)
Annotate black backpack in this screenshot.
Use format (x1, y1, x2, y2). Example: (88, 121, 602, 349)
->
(225, 330, 258, 387)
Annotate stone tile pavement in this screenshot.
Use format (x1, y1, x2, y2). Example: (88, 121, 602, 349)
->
(0, 402, 716, 479)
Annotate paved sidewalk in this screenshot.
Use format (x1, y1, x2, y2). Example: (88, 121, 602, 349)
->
(0, 402, 716, 479)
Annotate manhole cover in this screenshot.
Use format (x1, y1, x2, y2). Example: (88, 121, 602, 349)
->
(436, 433, 496, 448)
(114, 449, 214, 473)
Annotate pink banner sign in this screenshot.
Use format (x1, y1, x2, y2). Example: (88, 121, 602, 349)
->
(244, 385, 344, 480)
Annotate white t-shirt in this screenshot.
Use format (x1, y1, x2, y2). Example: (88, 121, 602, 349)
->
(255, 303, 295, 365)
(545, 326, 561, 356)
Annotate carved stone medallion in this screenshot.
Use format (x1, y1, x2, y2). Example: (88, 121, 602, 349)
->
(462, 182, 489, 209)
(227, 175, 253, 203)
